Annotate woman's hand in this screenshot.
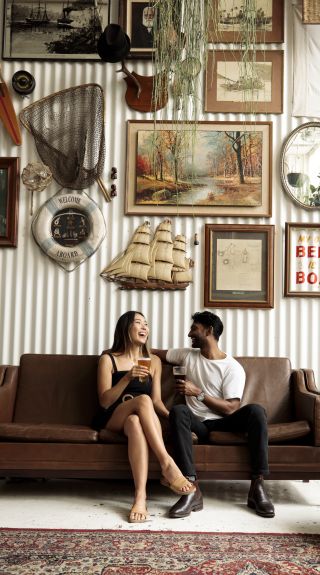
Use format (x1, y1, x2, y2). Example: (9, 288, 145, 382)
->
(127, 363, 150, 382)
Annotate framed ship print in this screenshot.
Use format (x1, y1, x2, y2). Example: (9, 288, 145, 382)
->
(0, 157, 19, 247)
(125, 120, 272, 217)
(284, 222, 320, 297)
(209, 0, 284, 43)
(2, 0, 108, 60)
(204, 224, 274, 308)
(205, 50, 283, 114)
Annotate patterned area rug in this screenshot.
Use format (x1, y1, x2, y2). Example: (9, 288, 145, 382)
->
(0, 529, 319, 574)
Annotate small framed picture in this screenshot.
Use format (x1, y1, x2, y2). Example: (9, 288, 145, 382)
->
(120, 0, 155, 58)
(204, 224, 274, 308)
(205, 50, 284, 114)
(2, 0, 108, 60)
(209, 0, 284, 43)
(284, 223, 320, 297)
(0, 157, 20, 247)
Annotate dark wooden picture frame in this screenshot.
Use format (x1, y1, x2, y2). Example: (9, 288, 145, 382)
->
(205, 50, 284, 114)
(209, 0, 284, 43)
(284, 222, 320, 297)
(0, 157, 19, 247)
(120, 0, 155, 58)
(204, 224, 274, 308)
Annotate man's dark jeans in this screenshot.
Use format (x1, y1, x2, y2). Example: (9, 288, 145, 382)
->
(169, 403, 269, 478)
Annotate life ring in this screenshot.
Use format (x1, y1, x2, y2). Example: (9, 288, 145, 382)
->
(32, 189, 106, 271)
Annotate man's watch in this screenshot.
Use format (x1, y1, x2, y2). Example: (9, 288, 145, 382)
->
(196, 391, 205, 402)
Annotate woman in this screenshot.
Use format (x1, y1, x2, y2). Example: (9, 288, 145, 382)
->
(92, 311, 195, 523)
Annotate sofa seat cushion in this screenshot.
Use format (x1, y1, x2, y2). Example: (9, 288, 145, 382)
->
(99, 428, 127, 444)
(208, 420, 311, 445)
(0, 423, 98, 443)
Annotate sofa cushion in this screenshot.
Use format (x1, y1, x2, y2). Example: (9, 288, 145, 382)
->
(0, 423, 98, 443)
(208, 420, 311, 445)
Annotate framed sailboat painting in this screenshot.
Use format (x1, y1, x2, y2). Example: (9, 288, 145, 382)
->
(125, 120, 272, 217)
(2, 0, 109, 60)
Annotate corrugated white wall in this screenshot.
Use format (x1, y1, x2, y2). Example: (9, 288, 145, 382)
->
(1, 1, 319, 382)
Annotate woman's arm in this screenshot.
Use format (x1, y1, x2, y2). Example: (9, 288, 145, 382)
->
(150, 354, 169, 418)
(97, 354, 137, 409)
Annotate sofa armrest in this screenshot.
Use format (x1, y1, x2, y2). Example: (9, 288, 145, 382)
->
(0, 365, 19, 423)
(292, 369, 320, 446)
(301, 369, 320, 394)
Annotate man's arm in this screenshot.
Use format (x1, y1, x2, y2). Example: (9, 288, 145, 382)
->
(151, 349, 169, 363)
(176, 378, 241, 415)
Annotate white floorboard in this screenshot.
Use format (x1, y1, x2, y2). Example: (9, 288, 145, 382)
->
(0, 478, 319, 533)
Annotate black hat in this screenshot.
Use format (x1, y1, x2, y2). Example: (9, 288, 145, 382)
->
(97, 24, 131, 63)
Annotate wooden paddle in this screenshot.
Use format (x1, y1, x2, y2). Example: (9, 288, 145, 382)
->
(0, 66, 22, 146)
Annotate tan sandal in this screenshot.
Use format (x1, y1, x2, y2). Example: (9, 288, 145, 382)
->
(160, 475, 196, 495)
(128, 505, 149, 523)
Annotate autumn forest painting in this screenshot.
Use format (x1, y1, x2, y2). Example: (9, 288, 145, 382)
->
(135, 128, 263, 206)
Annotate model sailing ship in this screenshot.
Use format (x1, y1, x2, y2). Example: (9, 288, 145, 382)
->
(100, 219, 193, 290)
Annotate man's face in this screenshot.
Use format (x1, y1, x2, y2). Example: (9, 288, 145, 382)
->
(142, 7, 155, 28)
(188, 322, 209, 349)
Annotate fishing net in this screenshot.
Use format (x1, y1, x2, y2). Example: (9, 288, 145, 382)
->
(20, 84, 109, 199)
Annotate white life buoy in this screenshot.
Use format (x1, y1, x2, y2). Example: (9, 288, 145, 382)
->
(32, 189, 106, 271)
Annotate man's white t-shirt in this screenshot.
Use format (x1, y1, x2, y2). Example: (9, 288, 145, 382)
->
(166, 348, 246, 422)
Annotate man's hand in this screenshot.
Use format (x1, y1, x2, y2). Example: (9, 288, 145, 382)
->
(175, 378, 201, 397)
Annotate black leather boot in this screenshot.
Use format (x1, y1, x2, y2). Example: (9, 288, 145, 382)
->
(247, 476, 275, 518)
(169, 481, 203, 518)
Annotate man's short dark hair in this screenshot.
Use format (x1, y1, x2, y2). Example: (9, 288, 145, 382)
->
(191, 311, 223, 341)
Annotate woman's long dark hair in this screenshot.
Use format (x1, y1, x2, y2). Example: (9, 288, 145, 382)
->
(109, 311, 149, 356)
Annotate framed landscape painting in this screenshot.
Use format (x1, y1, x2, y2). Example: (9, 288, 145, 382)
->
(2, 0, 108, 60)
(204, 224, 275, 308)
(205, 50, 283, 114)
(209, 0, 284, 43)
(125, 120, 272, 217)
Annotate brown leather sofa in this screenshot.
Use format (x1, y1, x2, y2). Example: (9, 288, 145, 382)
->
(0, 353, 319, 481)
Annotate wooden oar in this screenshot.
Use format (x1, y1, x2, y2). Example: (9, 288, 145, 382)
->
(0, 66, 22, 146)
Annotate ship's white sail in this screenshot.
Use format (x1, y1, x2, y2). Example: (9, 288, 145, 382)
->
(100, 221, 151, 281)
(149, 219, 174, 282)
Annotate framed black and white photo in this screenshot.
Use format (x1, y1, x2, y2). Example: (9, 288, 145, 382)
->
(2, 0, 108, 60)
(120, 0, 155, 58)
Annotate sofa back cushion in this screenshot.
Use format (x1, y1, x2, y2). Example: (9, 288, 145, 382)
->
(14, 354, 100, 425)
(160, 356, 295, 424)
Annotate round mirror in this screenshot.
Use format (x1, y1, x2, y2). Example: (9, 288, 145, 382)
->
(281, 122, 320, 209)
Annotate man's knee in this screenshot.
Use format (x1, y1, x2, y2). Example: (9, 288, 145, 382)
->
(246, 403, 267, 424)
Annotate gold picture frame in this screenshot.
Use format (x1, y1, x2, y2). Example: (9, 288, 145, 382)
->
(204, 224, 275, 308)
(125, 120, 272, 217)
(0, 157, 19, 247)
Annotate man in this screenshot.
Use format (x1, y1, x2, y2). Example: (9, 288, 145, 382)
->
(154, 311, 275, 519)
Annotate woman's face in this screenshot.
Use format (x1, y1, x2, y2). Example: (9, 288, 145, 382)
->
(129, 313, 149, 346)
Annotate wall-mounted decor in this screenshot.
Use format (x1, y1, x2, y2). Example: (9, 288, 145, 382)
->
(284, 223, 320, 297)
(205, 50, 283, 114)
(0, 157, 19, 247)
(302, 0, 320, 23)
(125, 120, 272, 217)
(120, 0, 155, 58)
(2, 0, 108, 60)
(32, 189, 106, 271)
(281, 122, 320, 209)
(204, 224, 274, 308)
(209, 0, 284, 43)
(101, 219, 193, 290)
(0, 67, 22, 145)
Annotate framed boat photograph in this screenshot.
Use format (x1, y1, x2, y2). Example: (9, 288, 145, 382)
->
(205, 50, 284, 114)
(284, 222, 320, 297)
(0, 157, 20, 247)
(2, 0, 109, 60)
(209, 0, 284, 43)
(125, 120, 272, 217)
(120, 0, 155, 58)
(204, 224, 274, 308)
